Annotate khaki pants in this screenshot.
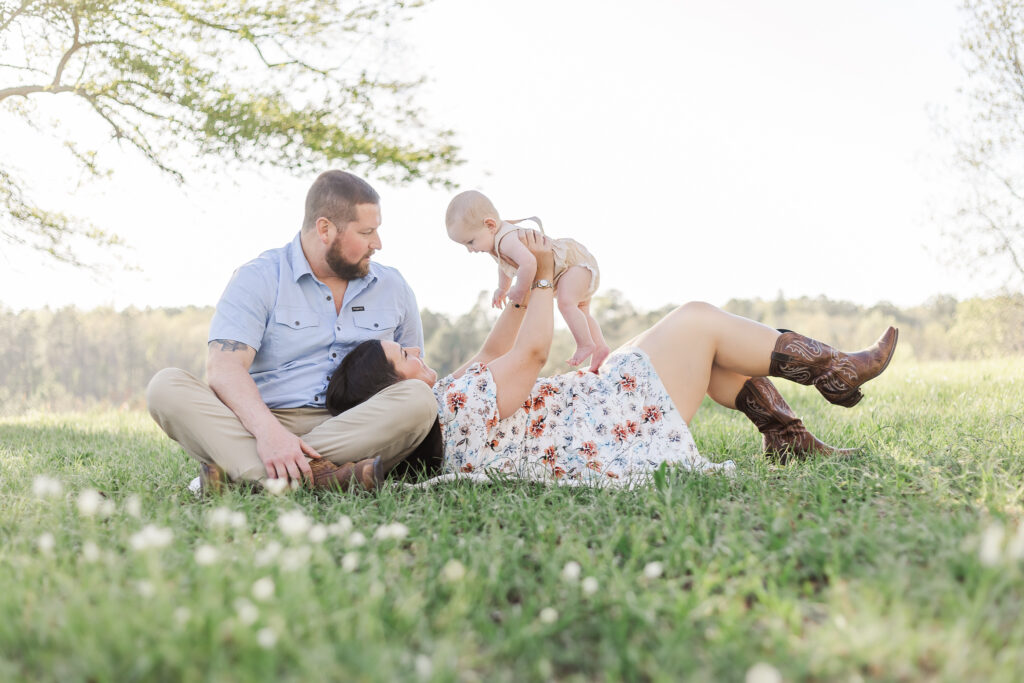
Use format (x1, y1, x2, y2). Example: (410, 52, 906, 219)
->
(146, 368, 437, 483)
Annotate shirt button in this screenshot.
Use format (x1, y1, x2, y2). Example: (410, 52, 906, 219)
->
(332, 353, 337, 358)
(326, 295, 332, 301)
(315, 395, 320, 400)
(336, 326, 340, 331)
(294, 320, 300, 326)
(373, 323, 379, 328)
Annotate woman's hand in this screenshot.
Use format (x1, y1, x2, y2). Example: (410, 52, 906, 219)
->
(519, 230, 555, 280)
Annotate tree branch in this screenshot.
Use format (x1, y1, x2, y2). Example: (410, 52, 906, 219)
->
(0, 0, 31, 34)
(0, 84, 78, 102)
(978, 207, 1024, 278)
(51, 9, 83, 88)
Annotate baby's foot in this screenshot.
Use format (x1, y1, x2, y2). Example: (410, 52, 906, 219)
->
(587, 344, 611, 373)
(567, 343, 595, 367)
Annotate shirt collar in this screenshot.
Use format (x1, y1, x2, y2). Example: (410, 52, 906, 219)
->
(288, 232, 313, 283)
(287, 231, 381, 287)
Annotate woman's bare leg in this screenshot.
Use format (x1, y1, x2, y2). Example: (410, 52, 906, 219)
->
(633, 301, 780, 422)
(706, 364, 749, 409)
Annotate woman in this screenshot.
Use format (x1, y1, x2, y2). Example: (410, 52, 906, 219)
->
(327, 232, 897, 486)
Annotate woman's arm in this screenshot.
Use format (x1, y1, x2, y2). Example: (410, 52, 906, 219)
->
(499, 232, 538, 307)
(482, 231, 556, 418)
(451, 297, 528, 379)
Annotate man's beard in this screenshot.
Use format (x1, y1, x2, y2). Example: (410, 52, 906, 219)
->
(326, 238, 371, 280)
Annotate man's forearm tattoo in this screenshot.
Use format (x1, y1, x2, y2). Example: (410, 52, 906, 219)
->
(211, 339, 249, 352)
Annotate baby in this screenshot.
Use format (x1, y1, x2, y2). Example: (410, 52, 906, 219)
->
(445, 190, 610, 372)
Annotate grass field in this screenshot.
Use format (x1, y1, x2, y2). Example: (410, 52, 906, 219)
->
(1, 358, 1023, 682)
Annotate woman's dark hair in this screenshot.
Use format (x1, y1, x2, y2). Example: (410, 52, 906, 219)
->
(326, 339, 444, 479)
(325, 340, 400, 416)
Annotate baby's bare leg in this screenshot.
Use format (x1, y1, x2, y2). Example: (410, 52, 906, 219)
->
(581, 300, 611, 372)
(556, 267, 596, 366)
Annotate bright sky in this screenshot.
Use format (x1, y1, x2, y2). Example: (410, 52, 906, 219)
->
(0, 0, 991, 315)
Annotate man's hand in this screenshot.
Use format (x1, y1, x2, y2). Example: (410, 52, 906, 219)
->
(256, 425, 322, 484)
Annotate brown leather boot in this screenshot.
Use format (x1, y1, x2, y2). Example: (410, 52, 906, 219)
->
(768, 327, 898, 407)
(308, 456, 385, 492)
(734, 377, 859, 464)
(200, 462, 227, 495)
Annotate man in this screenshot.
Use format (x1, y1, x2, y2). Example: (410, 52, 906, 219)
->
(147, 170, 437, 491)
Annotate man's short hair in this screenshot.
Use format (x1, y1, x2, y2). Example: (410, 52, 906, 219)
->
(302, 170, 380, 231)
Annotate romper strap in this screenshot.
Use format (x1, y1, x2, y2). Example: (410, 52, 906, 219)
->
(508, 216, 545, 235)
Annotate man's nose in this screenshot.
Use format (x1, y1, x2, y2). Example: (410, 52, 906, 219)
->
(371, 233, 382, 250)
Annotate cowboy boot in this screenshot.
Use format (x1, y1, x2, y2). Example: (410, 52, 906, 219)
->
(200, 462, 227, 495)
(309, 456, 385, 492)
(734, 377, 859, 464)
(768, 327, 898, 407)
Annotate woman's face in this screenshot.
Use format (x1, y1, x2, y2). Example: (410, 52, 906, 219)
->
(382, 341, 438, 386)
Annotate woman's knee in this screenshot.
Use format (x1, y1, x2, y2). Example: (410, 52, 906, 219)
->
(676, 301, 718, 317)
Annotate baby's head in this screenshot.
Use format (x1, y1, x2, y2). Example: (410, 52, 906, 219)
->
(445, 190, 500, 253)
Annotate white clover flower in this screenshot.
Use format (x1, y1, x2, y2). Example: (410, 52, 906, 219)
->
(1007, 523, 1024, 560)
(279, 545, 312, 571)
(256, 627, 277, 649)
(76, 489, 103, 516)
(414, 654, 432, 678)
(341, 552, 359, 572)
(561, 561, 581, 582)
(277, 510, 311, 538)
(347, 531, 366, 548)
(263, 477, 289, 495)
(252, 577, 275, 602)
(37, 532, 55, 554)
(745, 662, 783, 683)
(581, 576, 599, 596)
(81, 541, 100, 563)
(328, 515, 353, 537)
(373, 522, 409, 541)
(98, 498, 116, 518)
(194, 544, 220, 566)
(539, 607, 558, 624)
(979, 522, 1005, 567)
(136, 580, 155, 598)
(440, 559, 466, 583)
(32, 475, 63, 498)
(129, 524, 173, 551)
(255, 541, 282, 567)
(643, 561, 664, 579)
(234, 598, 259, 625)
(308, 524, 328, 544)
(208, 507, 246, 530)
(174, 607, 191, 626)
(124, 495, 142, 518)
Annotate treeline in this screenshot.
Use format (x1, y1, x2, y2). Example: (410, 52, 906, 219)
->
(1, 292, 1021, 413)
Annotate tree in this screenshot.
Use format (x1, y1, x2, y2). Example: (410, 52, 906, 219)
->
(945, 0, 1024, 287)
(0, 0, 459, 266)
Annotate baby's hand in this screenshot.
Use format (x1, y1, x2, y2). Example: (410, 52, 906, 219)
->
(491, 288, 508, 309)
(507, 282, 529, 307)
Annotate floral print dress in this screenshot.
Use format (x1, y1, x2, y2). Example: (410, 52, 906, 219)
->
(432, 348, 735, 487)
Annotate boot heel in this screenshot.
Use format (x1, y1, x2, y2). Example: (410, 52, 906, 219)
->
(200, 463, 227, 495)
(834, 389, 863, 408)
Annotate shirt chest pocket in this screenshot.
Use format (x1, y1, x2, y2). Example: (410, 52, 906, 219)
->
(265, 307, 323, 361)
(350, 309, 400, 340)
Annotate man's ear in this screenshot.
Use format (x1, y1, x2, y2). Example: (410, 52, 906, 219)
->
(315, 217, 333, 243)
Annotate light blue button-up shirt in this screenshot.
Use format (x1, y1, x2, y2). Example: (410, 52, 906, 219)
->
(209, 232, 424, 409)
